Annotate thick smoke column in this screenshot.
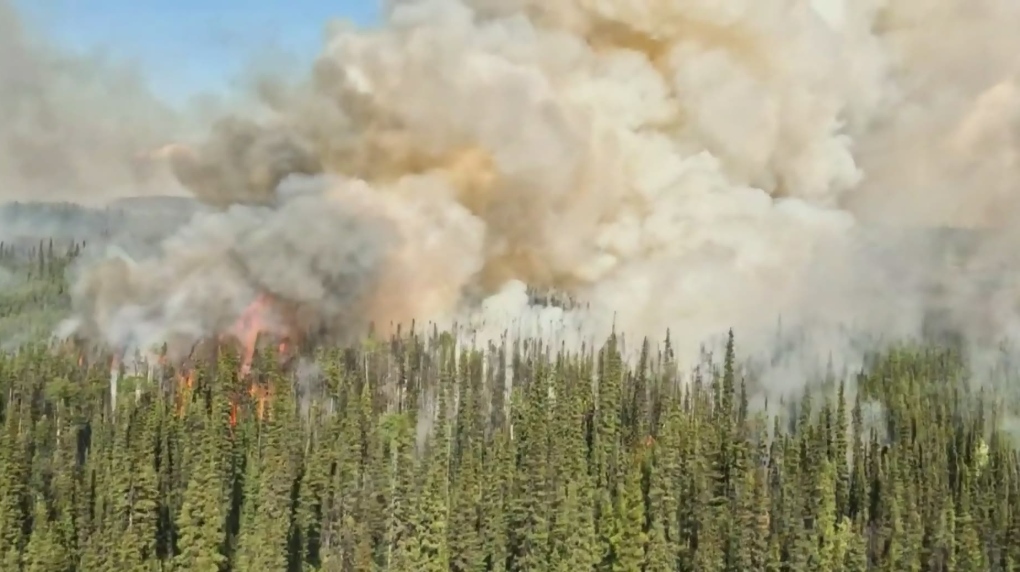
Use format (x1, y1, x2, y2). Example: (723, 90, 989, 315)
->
(62, 0, 1020, 384)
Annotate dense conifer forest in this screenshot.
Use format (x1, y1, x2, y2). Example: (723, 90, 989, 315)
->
(1, 240, 1020, 572)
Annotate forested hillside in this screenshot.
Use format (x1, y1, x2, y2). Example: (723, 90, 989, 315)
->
(0, 244, 1016, 572)
(0, 239, 81, 347)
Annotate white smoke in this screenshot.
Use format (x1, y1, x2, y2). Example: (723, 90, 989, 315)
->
(56, 0, 1020, 392)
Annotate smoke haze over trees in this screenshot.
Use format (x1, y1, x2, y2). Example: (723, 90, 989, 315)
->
(0, 248, 1019, 570)
(5, 1, 1020, 569)
(2, 0, 1012, 394)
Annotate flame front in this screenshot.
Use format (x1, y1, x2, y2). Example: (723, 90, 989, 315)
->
(230, 293, 275, 377)
(225, 293, 291, 424)
(175, 369, 194, 418)
(98, 293, 290, 426)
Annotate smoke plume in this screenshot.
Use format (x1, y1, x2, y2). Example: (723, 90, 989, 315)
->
(0, 0, 185, 203)
(54, 0, 1020, 388)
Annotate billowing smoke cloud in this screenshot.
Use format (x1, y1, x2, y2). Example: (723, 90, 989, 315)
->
(0, 0, 185, 203)
(63, 172, 484, 361)
(58, 0, 1020, 388)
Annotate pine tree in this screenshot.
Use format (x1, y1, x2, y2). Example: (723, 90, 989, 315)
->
(508, 357, 550, 572)
(22, 496, 61, 572)
(410, 366, 452, 572)
(611, 453, 646, 572)
(173, 401, 227, 571)
(0, 402, 28, 567)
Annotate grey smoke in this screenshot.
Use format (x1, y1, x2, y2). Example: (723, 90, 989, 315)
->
(0, 0, 184, 203)
(65, 180, 400, 360)
(20, 0, 1020, 406)
(166, 118, 323, 208)
(0, 265, 14, 288)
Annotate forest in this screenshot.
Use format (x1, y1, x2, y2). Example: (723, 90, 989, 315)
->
(0, 238, 1019, 572)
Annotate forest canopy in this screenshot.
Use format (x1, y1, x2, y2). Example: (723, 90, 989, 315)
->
(0, 238, 1017, 572)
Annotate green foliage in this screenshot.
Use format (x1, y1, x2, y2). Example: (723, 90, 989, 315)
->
(0, 240, 82, 346)
(1, 243, 1020, 570)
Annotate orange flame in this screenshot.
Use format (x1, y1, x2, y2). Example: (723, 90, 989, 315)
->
(225, 383, 270, 427)
(250, 383, 271, 421)
(175, 369, 195, 417)
(230, 293, 276, 377)
(225, 293, 292, 424)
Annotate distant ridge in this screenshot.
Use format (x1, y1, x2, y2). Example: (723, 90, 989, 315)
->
(106, 195, 199, 212)
(0, 196, 203, 247)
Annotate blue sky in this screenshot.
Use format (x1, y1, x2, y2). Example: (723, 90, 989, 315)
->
(14, 0, 381, 105)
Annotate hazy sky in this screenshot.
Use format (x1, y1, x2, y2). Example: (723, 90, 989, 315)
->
(13, 0, 381, 104)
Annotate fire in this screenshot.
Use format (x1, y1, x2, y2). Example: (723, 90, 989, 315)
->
(249, 383, 271, 422)
(230, 293, 275, 377)
(80, 291, 290, 426)
(98, 292, 294, 426)
(223, 292, 295, 425)
(228, 292, 298, 371)
(225, 382, 271, 427)
(175, 369, 194, 417)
